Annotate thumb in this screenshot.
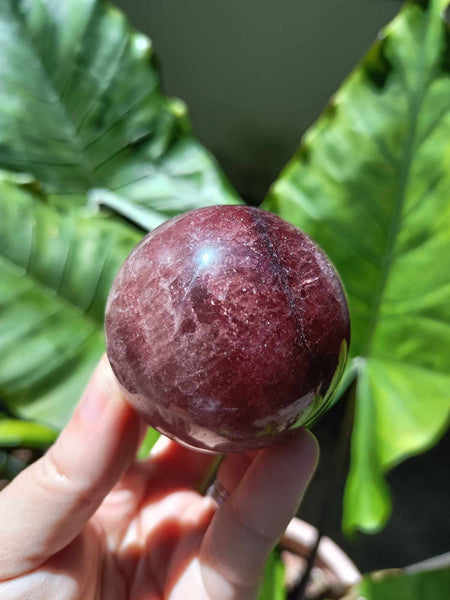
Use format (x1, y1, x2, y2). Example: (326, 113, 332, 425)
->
(0, 356, 141, 580)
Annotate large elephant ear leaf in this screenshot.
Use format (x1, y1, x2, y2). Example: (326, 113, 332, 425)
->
(0, 172, 142, 428)
(263, 0, 450, 534)
(0, 0, 239, 226)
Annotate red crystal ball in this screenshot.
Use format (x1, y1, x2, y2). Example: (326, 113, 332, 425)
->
(105, 206, 350, 453)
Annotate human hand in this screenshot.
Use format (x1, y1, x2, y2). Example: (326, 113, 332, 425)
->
(0, 357, 318, 600)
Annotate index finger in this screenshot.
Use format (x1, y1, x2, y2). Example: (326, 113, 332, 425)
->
(199, 429, 318, 598)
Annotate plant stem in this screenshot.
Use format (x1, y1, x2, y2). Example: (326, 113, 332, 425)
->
(198, 454, 224, 495)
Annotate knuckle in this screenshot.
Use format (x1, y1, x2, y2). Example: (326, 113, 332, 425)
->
(229, 497, 273, 547)
(35, 448, 96, 510)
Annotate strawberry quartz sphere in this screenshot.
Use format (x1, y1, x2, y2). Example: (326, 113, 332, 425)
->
(105, 206, 350, 453)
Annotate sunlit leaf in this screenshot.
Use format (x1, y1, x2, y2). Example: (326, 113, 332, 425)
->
(0, 172, 142, 428)
(0, 0, 239, 226)
(263, 0, 450, 533)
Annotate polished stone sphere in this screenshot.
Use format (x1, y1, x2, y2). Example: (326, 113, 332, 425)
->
(105, 206, 350, 452)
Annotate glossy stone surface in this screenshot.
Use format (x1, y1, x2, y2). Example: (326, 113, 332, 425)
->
(105, 206, 350, 453)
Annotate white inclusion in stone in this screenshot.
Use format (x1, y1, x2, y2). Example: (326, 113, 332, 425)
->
(302, 276, 319, 286)
(253, 393, 315, 428)
(189, 396, 221, 413)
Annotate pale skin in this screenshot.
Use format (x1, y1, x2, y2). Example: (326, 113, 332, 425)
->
(0, 357, 318, 600)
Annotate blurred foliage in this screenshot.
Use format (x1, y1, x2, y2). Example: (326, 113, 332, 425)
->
(0, 449, 29, 480)
(0, 414, 57, 448)
(344, 565, 450, 600)
(263, 0, 450, 534)
(258, 549, 286, 600)
(137, 427, 160, 459)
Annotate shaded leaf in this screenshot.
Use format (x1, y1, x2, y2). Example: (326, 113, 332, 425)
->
(0, 0, 239, 225)
(347, 567, 450, 600)
(0, 450, 28, 480)
(263, 0, 450, 533)
(0, 172, 142, 428)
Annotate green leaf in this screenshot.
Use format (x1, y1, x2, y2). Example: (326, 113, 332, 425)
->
(137, 428, 160, 459)
(0, 0, 239, 226)
(0, 415, 57, 449)
(0, 172, 142, 428)
(258, 549, 286, 600)
(263, 0, 450, 533)
(353, 567, 450, 600)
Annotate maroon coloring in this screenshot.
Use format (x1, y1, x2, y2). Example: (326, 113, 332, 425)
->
(105, 206, 350, 453)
